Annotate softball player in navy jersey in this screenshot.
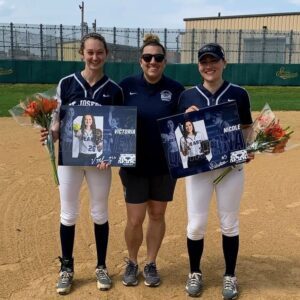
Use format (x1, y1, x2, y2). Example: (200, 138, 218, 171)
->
(74, 114, 103, 161)
(178, 43, 254, 299)
(118, 34, 184, 287)
(180, 120, 209, 168)
(41, 33, 123, 295)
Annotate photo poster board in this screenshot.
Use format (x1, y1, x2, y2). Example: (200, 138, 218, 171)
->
(157, 101, 248, 178)
(59, 105, 137, 167)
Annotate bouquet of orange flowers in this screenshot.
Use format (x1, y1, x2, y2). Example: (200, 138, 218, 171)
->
(213, 103, 293, 185)
(9, 89, 60, 185)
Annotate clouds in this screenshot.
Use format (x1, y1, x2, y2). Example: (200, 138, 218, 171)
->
(288, 0, 300, 5)
(0, 0, 300, 29)
(0, 0, 15, 18)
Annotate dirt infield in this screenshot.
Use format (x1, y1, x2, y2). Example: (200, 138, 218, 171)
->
(0, 112, 299, 300)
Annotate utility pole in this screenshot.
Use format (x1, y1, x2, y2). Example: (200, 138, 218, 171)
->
(79, 1, 84, 38)
(92, 19, 97, 32)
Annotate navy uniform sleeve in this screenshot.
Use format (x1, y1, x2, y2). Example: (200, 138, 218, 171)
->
(178, 91, 187, 113)
(113, 86, 124, 106)
(236, 88, 253, 125)
(174, 84, 185, 114)
(178, 88, 197, 113)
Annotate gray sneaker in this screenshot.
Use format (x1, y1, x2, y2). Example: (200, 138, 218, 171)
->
(96, 266, 112, 291)
(143, 262, 160, 287)
(122, 259, 139, 286)
(185, 272, 203, 297)
(222, 275, 238, 300)
(56, 257, 74, 295)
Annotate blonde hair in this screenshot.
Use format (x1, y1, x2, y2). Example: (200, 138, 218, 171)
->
(143, 33, 160, 44)
(140, 33, 166, 55)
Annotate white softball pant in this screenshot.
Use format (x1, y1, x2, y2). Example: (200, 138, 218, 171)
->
(58, 165, 111, 226)
(186, 166, 244, 240)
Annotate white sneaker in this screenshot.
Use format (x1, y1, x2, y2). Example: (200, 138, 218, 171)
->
(222, 275, 238, 300)
(96, 266, 112, 290)
(185, 272, 203, 297)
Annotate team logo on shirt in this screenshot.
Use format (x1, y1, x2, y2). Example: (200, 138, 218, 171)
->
(160, 90, 172, 102)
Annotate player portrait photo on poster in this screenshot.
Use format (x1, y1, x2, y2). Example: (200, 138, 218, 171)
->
(59, 105, 137, 167)
(158, 101, 248, 178)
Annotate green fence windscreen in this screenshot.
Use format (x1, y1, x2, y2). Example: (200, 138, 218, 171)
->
(1, 60, 300, 86)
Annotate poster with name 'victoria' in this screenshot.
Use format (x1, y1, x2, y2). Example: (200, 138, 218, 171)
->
(59, 105, 136, 167)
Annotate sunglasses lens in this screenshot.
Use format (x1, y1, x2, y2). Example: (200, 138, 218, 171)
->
(142, 54, 152, 62)
(142, 54, 165, 62)
(154, 54, 165, 62)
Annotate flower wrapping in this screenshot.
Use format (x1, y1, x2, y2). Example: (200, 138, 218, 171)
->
(213, 103, 294, 185)
(9, 88, 60, 185)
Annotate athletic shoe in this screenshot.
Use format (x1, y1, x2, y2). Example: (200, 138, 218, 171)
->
(122, 259, 139, 286)
(185, 272, 203, 297)
(96, 266, 112, 290)
(222, 275, 238, 300)
(143, 262, 160, 287)
(56, 257, 74, 295)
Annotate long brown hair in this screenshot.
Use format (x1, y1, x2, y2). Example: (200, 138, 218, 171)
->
(183, 120, 196, 138)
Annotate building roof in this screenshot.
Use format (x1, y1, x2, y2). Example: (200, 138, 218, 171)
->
(184, 11, 300, 22)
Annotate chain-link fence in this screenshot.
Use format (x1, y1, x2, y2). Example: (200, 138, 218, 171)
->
(1, 23, 300, 64)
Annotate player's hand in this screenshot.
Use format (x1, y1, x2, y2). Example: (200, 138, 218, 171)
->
(40, 128, 48, 145)
(40, 128, 59, 145)
(97, 161, 111, 170)
(185, 105, 199, 113)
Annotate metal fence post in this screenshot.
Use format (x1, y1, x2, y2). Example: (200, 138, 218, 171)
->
(262, 26, 267, 63)
(113, 27, 116, 62)
(2, 26, 5, 52)
(60, 24, 63, 61)
(40, 24, 44, 60)
(238, 29, 242, 63)
(176, 33, 180, 63)
(214, 28, 218, 43)
(10, 22, 14, 59)
(164, 28, 167, 50)
(191, 28, 195, 64)
(137, 28, 140, 59)
(289, 30, 293, 64)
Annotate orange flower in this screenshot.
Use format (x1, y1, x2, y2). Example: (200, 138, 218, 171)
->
(9, 90, 60, 185)
(264, 121, 286, 139)
(213, 103, 294, 185)
(41, 97, 58, 113)
(24, 101, 40, 118)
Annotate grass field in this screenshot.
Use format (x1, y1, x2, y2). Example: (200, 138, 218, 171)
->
(0, 83, 300, 117)
(0, 84, 55, 117)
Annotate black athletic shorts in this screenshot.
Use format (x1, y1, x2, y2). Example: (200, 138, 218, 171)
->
(119, 168, 177, 204)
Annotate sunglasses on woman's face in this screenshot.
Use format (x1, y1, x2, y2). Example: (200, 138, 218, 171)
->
(141, 53, 165, 63)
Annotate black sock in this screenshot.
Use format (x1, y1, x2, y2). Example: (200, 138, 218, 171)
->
(222, 235, 239, 276)
(187, 238, 204, 273)
(94, 222, 109, 268)
(60, 223, 75, 259)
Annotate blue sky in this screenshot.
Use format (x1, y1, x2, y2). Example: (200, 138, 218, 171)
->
(1, 0, 300, 29)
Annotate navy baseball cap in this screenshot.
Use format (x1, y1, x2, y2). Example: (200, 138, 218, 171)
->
(198, 43, 225, 61)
